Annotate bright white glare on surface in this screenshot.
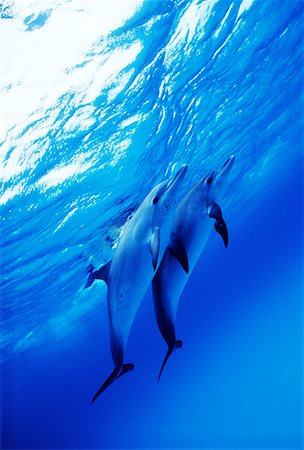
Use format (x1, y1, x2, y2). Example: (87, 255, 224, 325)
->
(82, 42, 142, 104)
(166, 0, 218, 54)
(37, 159, 92, 190)
(236, 0, 255, 20)
(0, 0, 144, 140)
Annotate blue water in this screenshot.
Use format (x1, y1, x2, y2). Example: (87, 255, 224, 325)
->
(1, 0, 303, 448)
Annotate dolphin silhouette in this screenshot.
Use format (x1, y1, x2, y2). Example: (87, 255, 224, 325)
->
(86, 164, 188, 402)
(152, 156, 235, 381)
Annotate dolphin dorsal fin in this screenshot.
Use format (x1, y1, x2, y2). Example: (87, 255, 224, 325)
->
(168, 237, 189, 273)
(150, 227, 160, 270)
(93, 260, 111, 285)
(85, 261, 112, 288)
(209, 203, 229, 248)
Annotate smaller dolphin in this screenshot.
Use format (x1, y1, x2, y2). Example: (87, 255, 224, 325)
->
(85, 164, 188, 402)
(152, 156, 235, 381)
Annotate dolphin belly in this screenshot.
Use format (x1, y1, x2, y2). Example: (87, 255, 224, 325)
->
(108, 246, 153, 361)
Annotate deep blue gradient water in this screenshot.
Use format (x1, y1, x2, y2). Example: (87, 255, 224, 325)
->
(1, 0, 303, 448)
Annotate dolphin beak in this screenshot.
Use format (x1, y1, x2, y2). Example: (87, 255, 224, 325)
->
(220, 155, 235, 175)
(165, 164, 188, 192)
(152, 165, 188, 204)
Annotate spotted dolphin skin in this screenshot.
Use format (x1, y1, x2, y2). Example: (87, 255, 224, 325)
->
(85, 164, 188, 402)
(152, 156, 235, 381)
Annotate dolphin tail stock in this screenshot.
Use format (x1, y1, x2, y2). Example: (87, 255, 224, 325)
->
(84, 261, 111, 289)
(157, 339, 183, 383)
(91, 363, 135, 403)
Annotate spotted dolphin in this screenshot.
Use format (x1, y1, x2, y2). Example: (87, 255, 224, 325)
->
(152, 156, 235, 381)
(85, 164, 188, 402)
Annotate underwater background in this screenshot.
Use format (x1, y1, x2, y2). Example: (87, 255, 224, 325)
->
(1, 0, 303, 448)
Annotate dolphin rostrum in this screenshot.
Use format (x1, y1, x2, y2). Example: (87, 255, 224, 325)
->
(152, 156, 235, 381)
(85, 164, 188, 402)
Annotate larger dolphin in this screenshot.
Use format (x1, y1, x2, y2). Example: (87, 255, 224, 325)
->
(86, 164, 188, 402)
(152, 156, 235, 381)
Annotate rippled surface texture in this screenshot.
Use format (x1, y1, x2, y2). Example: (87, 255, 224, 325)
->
(1, 0, 303, 448)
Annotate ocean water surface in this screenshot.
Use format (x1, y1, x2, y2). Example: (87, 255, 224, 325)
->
(0, 0, 303, 448)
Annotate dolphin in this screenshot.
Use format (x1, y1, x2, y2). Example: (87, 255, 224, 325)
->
(152, 156, 235, 381)
(85, 164, 188, 402)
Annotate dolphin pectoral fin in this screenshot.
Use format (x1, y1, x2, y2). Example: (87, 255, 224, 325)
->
(215, 220, 228, 248)
(209, 202, 229, 248)
(150, 227, 160, 270)
(84, 261, 111, 289)
(169, 239, 189, 273)
(157, 340, 183, 383)
(91, 363, 134, 403)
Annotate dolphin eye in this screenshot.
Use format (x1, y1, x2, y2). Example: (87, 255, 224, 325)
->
(206, 176, 213, 184)
(153, 196, 159, 204)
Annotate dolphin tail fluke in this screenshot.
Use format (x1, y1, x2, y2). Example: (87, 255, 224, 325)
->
(91, 366, 120, 403)
(157, 339, 183, 383)
(116, 363, 134, 379)
(91, 363, 134, 403)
